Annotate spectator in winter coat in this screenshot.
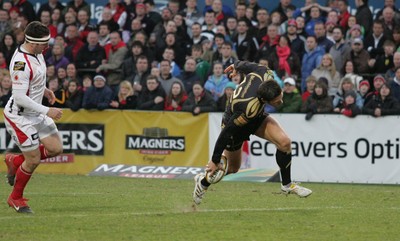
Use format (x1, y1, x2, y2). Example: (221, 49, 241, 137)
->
(333, 78, 363, 110)
(75, 31, 106, 78)
(177, 57, 202, 94)
(137, 75, 166, 110)
(204, 62, 230, 101)
(276, 77, 302, 113)
(46, 43, 70, 71)
(82, 75, 114, 110)
(311, 53, 341, 97)
(65, 80, 83, 111)
(301, 36, 324, 92)
(302, 75, 317, 102)
(217, 81, 236, 112)
(302, 81, 333, 120)
(164, 81, 188, 111)
(363, 83, 400, 117)
(110, 80, 137, 110)
(268, 35, 301, 80)
(182, 81, 217, 115)
(335, 90, 361, 117)
(389, 66, 400, 102)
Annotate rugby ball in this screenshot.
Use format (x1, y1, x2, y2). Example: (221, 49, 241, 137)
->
(205, 156, 228, 184)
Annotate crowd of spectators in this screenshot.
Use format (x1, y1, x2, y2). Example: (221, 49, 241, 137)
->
(0, 0, 400, 118)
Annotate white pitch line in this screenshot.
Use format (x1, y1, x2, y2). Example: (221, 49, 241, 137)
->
(0, 206, 343, 220)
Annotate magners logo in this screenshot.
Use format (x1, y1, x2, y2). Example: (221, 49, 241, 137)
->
(126, 127, 185, 155)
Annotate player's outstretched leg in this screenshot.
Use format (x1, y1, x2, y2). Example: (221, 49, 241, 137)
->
(276, 149, 312, 197)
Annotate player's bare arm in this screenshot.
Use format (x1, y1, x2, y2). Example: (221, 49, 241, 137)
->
(44, 88, 56, 105)
(47, 108, 63, 121)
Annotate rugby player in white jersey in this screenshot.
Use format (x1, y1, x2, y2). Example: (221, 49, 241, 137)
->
(3, 21, 63, 213)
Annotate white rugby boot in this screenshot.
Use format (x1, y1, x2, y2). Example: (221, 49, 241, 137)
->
(281, 182, 313, 197)
(193, 173, 207, 205)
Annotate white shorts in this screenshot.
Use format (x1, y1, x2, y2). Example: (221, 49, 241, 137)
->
(3, 113, 58, 152)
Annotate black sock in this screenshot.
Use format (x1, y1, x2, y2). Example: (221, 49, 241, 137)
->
(201, 178, 211, 187)
(276, 149, 292, 186)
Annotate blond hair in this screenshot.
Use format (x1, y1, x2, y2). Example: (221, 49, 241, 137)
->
(118, 80, 134, 101)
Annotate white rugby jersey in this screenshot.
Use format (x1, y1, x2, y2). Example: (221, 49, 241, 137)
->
(5, 45, 49, 116)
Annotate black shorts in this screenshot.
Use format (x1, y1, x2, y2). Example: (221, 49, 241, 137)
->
(224, 114, 268, 152)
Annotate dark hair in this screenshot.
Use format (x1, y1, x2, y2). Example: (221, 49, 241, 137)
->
(215, 33, 225, 40)
(24, 21, 50, 39)
(278, 35, 291, 48)
(332, 26, 344, 35)
(222, 41, 233, 48)
(257, 80, 282, 101)
(166, 80, 186, 105)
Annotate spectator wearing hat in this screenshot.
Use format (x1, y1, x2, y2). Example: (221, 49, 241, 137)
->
(277, 77, 302, 113)
(311, 53, 341, 97)
(369, 40, 395, 75)
(82, 75, 114, 110)
(357, 79, 370, 106)
(217, 81, 236, 111)
(301, 35, 324, 93)
(285, 19, 306, 61)
(330, 26, 351, 74)
(344, 38, 370, 77)
(389, 66, 400, 102)
(363, 83, 400, 117)
(333, 77, 363, 110)
(301, 81, 333, 120)
(335, 90, 361, 117)
(363, 20, 387, 59)
(355, 0, 373, 37)
(345, 22, 364, 43)
(364, 75, 386, 105)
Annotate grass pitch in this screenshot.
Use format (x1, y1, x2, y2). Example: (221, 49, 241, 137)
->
(0, 174, 399, 241)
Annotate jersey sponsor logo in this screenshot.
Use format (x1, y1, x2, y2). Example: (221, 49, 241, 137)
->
(13, 61, 26, 71)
